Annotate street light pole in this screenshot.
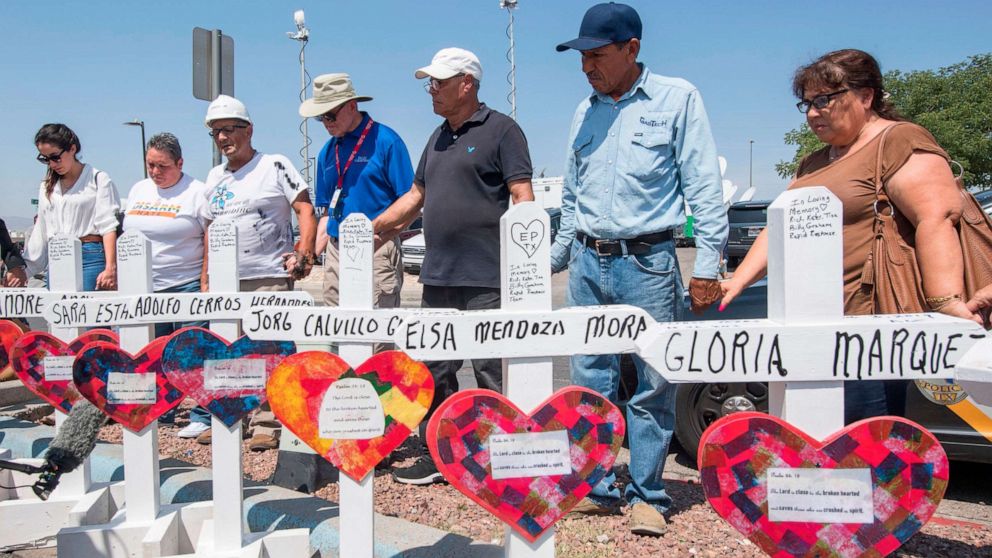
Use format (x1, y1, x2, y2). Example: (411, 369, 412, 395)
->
(748, 139, 754, 189)
(123, 120, 147, 178)
(287, 10, 312, 195)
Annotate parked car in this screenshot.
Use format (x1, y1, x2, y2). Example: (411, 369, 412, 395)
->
(725, 200, 770, 269)
(400, 217, 425, 273)
(638, 280, 992, 464)
(976, 189, 992, 215)
(401, 208, 561, 275)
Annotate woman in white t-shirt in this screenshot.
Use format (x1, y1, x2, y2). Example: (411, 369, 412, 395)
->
(25, 124, 121, 291)
(123, 132, 210, 312)
(123, 132, 212, 436)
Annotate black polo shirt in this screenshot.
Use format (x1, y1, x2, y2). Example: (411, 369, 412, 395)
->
(415, 103, 532, 287)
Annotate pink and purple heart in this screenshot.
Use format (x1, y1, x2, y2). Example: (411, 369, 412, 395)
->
(73, 337, 182, 432)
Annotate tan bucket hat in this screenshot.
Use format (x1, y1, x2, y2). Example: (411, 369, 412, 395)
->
(298, 73, 373, 118)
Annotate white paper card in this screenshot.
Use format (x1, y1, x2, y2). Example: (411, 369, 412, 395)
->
(489, 430, 571, 480)
(106, 372, 157, 404)
(767, 467, 873, 524)
(42, 355, 76, 382)
(318, 378, 385, 439)
(204, 358, 267, 391)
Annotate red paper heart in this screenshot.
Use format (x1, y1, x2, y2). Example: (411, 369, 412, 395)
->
(73, 337, 183, 432)
(699, 412, 948, 557)
(10, 329, 118, 412)
(268, 350, 434, 482)
(161, 327, 296, 427)
(0, 320, 25, 376)
(427, 387, 625, 543)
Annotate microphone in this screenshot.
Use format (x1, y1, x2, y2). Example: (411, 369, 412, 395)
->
(43, 399, 106, 475)
(0, 400, 105, 500)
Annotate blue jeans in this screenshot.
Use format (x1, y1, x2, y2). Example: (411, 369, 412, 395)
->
(81, 242, 106, 291)
(567, 236, 685, 514)
(154, 279, 211, 426)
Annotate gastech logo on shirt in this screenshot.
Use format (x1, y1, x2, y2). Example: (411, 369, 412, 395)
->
(467, 146, 477, 153)
(639, 117, 668, 128)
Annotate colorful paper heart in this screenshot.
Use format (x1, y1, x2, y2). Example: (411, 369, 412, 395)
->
(160, 327, 295, 427)
(698, 412, 948, 558)
(0, 320, 25, 377)
(10, 329, 118, 412)
(426, 387, 625, 543)
(73, 337, 183, 432)
(267, 350, 434, 482)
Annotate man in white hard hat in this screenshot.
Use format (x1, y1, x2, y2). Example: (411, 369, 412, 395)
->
(373, 47, 535, 485)
(202, 94, 317, 451)
(300, 74, 414, 322)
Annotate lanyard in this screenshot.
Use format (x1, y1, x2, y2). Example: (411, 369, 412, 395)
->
(334, 117, 374, 191)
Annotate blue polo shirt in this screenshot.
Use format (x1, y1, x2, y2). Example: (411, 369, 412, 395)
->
(315, 112, 414, 238)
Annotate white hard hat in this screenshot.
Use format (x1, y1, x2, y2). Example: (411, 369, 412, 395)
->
(205, 95, 252, 127)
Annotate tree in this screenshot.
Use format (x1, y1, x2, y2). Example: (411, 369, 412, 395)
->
(777, 53, 992, 188)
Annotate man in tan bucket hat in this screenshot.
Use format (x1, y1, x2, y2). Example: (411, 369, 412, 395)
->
(301, 73, 414, 316)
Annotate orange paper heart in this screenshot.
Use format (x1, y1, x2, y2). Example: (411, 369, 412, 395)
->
(267, 350, 434, 481)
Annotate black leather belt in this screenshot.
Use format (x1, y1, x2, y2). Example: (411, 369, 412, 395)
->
(577, 230, 673, 256)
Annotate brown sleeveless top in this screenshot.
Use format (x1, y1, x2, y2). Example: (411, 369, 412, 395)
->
(791, 123, 949, 315)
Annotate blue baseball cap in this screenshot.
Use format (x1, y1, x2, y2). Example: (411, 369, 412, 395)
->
(556, 2, 642, 52)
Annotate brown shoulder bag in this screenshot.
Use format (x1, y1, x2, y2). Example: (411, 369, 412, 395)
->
(863, 123, 992, 315)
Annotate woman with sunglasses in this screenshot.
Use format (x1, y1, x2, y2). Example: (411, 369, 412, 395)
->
(24, 123, 121, 291)
(721, 49, 981, 423)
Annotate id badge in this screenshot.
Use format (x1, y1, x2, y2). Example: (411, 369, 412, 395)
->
(329, 188, 341, 210)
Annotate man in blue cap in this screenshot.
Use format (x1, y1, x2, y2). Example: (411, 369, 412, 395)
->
(552, 2, 727, 536)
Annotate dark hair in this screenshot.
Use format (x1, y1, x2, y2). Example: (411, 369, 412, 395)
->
(792, 49, 904, 121)
(146, 132, 183, 163)
(34, 123, 82, 198)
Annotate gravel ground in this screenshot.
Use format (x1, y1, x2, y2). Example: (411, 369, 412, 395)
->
(86, 402, 992, 557)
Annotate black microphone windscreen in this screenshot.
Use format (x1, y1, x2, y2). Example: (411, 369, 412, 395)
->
(44, 400, 106, 473)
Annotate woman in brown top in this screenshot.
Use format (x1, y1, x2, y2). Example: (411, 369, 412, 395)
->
(721, 49, 983, 422)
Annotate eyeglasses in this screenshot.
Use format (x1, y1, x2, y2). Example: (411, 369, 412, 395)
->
(36, 148, 66, 165)
(424, 73, 465, 93)
(208, 124, 249, 138)
(796, 89, 849, 114)
(314, 104, 346, 123)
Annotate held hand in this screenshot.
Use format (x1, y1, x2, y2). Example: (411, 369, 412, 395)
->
(688, 277, 722, 315)
(937, 299, 984, 326)
(719, 278, 746, 312)
(965, 286, 992, 328)
(4, 267, 27, 288)
(281, 252, 298, 274)
(95, 267, 117, 291)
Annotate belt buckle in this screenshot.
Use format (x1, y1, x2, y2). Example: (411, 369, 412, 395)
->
(594, 239, 614, 256)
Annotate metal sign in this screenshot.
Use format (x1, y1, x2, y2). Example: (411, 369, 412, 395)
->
(192, 27, 234, 101)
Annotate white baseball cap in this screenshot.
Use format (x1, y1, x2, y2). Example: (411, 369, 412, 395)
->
(415, 48, 483, 81)
(205, 95, 252, 127)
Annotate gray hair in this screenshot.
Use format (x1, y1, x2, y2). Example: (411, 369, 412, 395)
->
(146, 132, 183, 162)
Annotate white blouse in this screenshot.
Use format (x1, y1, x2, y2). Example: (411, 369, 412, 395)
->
(23, 163, 121, 276)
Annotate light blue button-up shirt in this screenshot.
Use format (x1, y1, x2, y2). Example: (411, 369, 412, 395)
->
(550, 64, 728, 279)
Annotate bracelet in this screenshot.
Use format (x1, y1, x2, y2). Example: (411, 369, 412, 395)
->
(925, 294, 961, 311)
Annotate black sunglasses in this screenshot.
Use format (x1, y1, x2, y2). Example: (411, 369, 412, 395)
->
(314, 104, 347, 123)
(208, 124, 249, 138)
(796, 89, 849, 114)
(36, 148, 67, 165)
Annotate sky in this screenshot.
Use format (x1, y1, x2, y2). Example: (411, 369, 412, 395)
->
(1, 0, 990, 225)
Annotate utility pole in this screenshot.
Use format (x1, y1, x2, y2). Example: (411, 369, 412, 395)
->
(287, 10, 313, 194)
(749, 139, 755, 189)
(500, 0, 519, 120)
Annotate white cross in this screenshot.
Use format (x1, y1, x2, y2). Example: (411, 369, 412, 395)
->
(635, 187, 988, 438)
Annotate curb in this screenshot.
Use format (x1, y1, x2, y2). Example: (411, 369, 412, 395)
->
(0, 416, 501, 558)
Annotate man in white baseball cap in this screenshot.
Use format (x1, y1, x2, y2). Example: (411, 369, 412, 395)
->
(414, 47, 483, 81)
(202, 94, 317, 450)
(374, 47, 535, 485)
(301, 73, 414, 329)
